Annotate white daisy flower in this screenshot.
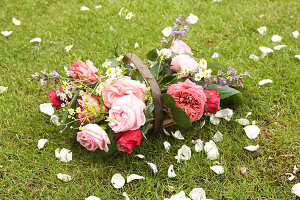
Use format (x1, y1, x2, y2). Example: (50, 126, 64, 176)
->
(116, 55, 124, 61)
(102, 61, 112, 68)
(199, 58, 207, 68)
(125, 12, 133, 20)
(65, 45, 73, 52)
(96, 83, 104, 94)
(114, 67, 122, 76)
(118, 7, 124, 16)
(106, 68, 116, 77)
(68, 109, 75, 115)
(181, 66, 189, 74)
(76, 107, 81, 113)
(204, 69, 212, 78)
(194, 73, 203, 81)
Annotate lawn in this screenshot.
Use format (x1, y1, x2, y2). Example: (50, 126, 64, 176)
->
(0, 0, 299, 199)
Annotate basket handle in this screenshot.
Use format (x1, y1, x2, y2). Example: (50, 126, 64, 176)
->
(123, 53, 163, 134)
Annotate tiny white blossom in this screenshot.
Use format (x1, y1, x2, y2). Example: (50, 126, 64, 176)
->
(125, 12, 133, 20)
(116, 55, 124, 61)
(65, 45, 73, 52)
(257, 26, 267, 35)
(292, 31, 299, 39)
(12, 18, 21, 25)
(1, 31, 13, 36)
(118, 7, 124, 16)
(102, 61, 112, 68)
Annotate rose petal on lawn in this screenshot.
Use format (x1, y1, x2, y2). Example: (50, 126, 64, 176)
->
(292, 31, 299, 39)
(259, 46, 273, 58)
(244, 125, 260, 139)
(293, 165, 299, 174)
(240, 167, 247, 176)
(192, 139, 203, 152)
(167, 185, 175, 192)
(30, 37, 41, 43)
(85, 196, 101, 200)
(292, 183, 300, 197)
(244, 144, 259, 151)
(175, 145, 192, 163)
(204, 140, 217, 153)
(295, 55, 300, 60)
(147, 162, 158, 173)
(210, 165, 224, 174)
(81, 6, 90, 11)
(57, 173, 72, 182)
(212, 0, 223, 2)
(12, 18, 21, 25)
(39, 103, 54, 116)
(55, 148, 72, 162)
(0, 86, 8, 93)
(50, 115, 59, 126)
(210, 114, 220, 125)
(134, 154, 145, 159)
(37, 139, 48, 149)
(95, 5, 102, 9)
(274, 45, 286, 50)
(186, 13, 198, 24)
(235, 118, 250, 126)
(65, 45, 73, 52)
(0, 165, 3, 168)
(252, 120, 256, 125)
(211, 52, 219, 58)
(163, 141, 171, 151)
(134, 42, 139, 49)
(163, 128, 170, 136)
(172, 130, 185, 140)
(123, 192, 130, 200)
(249, 54, 259, 61)
(246, 112, 252, 118)
(1, 31, 13, 36)
(286, 173, 295, 181)
(213, 131, 223, 142)
(111, 173, 125, 189)
(127, 174, 145, 183)
(162, 26, 172, 37)
(271, 35, 282, 43)
(207, 147, 219, 160)
(215, 108, 233, 121)
(258, 79, 273, 85)
(165, 191, 190, 200)
(200, 120, 205, 128)
(168, 165, 176, 178)
(189, 188, 206, 200)
(257, 26, 267, 35)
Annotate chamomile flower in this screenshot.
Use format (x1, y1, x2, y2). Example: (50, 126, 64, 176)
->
(204, 69, 212, 78)
(65, 45, 73, 52)
(106, 68, 116, 77)
(116, 55, 124, 61)
(64, 66, 68, 74)
(119, 7, 124, 16)
(68, 109, 75, 115)
(102, 61, 112, 68)
(199, 58, 207, 68)
(61, 103, 65, 108)
(79, 126, 83, 131)
(96, 83, 104, 94)
(125, 12, 133, 20)
(76, 107, 81, 113)
(194, 73, 203, 81)
(181, 66, 189, 74)
(79, 90, 85, 96)
(114, 67, 122, 77)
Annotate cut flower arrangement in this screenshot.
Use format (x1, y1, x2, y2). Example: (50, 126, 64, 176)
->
(31, 14, 248, 156)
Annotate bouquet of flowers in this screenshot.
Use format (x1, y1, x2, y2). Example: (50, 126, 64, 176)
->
(31, 14, 248, 156)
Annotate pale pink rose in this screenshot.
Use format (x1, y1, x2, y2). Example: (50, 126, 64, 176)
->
(69, 60, 99, 83)
(77, 124, 110, 152)
(170, 40, 194, 55)
(170, 54, 199, 76)
(108, 95, 146, 133)
(167, 79, 207, 122)
(102, 77, 147, 108)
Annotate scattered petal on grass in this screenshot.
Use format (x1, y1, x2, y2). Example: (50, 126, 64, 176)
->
(246, 112, 252, 118)
(167, 185, 175, 192)
(30, 37, 41, 43)
(163, 128, 170, 136)
(274, 45, 286, 50)
(244, 125, 260, 139)
(215, 108, 233, 121)
(293, 165, 299, 174)
(127, 174, 145, 183)
(111, 173, 125, 189)
(40, 103, 54, 116)
(175, 145, 192, 163)
(123, 192, 130, 200)
(286, 173, 295, 181)
(295, 55, 300, 60)
(271, 35, 282, 43)
(134, 42, 139, 49)
(162, 26, 172, 37)
(259, 46, 273, 58)
(147, 162, 158, 173)
(168, 165, 176, 178)
(172, 130, 185, 140)
(212, 0, 222, 2)
(186, 13, 198, 24)
(50, 115, 59, 126)
(65, 45, 73, 52)
(249, 54, 259, 61)
(244, 144, 259, 151)
(95, 5, 102, 9)
(257, 26, 267, 35)
(204, 140, 219, 160)
(200, 120, 205, 128)
(81, 6, 90, 11)
(109, 26, 114, 32)
(210, 165, 224, 174)
(211, 52, 219, 58)
(240, 167, 247, 176)
(210, 114, 220, 125)
(213, 131, 223, 142)
(292, 31, 299, 39)
(134, 154, 145, 159)
(1, 31, 13, 36)
(235, 118, 250, 126)
(55, 148, 72, 162)
(189, 188, 206, 200)
(12, 18, 21, 25)
(85, 196, 101, 200)
(0, 165, 3, 168)
(165, 191, 190, 200)
(0, 86, 8, 93)
(57, 173, 72, 182)
(37, 139, 48, 149)
(164, 141, 171, 151)
(292, 183, 300, 197)
(192, 139, 203, 152)
(252, 120, 256, 125)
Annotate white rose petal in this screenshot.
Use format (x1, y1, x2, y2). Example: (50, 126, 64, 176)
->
(1, 31, 13, 36)
(207, 147, 219, 160)
(258, 79, 273, 85)
(204, 140, 217, 153)
(210, 114, 220, 125)
(134, 154, 145, 159)
(249, 54, 259, 61)
(12, 18, 21, 25)
(50, 115, 60, 126)
(165, 191, 190, 200)
(246, 112, 252, 118)
(81, 6, 90, 11)
(292, 183, 300, 197)
(168, 165, 176, 178)
(172, 130, 185, 140)
(295, 55, 300, 60)
(274, 45, 286, 50)
(95, 5, 102, 9)
(293, 165, 299, 174)
(123, 192, 130, 200)
(271, 35, 282, 43)
(286, 173, 295, 181)
(57, 173, 72, 182)
(163, 141, 171, 151)
(85, 196, 101, 200)
(235, 118, 250, 126)
(134, 42, 139, 49)
(163, 128, 170, 136)
(30, 37, 41, 43)
(37, 139, 48, 149)
(292, 31, 299, 39)
(189, 188, 206, 200)
(166, 185, 175, 192)
(147, 162, 158, 173)
(213, 131, 223, 142)
(0, 86, 8, 93)
(200, 120, 205, 128)
(215, 108, 233, 121)
(55, 148, 72, 162)
(39, 103, 54, 116)
(111, 173, 125, 189)
(211, 52, 219, 58)
(175, 145, 192, 163)
(252, 120, 256, 125)
(162, 26, 172, 37)
(0, 165, 3, 168)
(210, 165, 224, 174)
(244, 144, 259, 151)
(65, 45, 73, 52)
(187, 13, 198, 24)
(257, 26, 267, 35)
(259, 46, 273, 58)
(127, 174, 145, 183)
(192, 139, 204, 152)
(244, 125, 260, 139)
(212, 0, 222, 2)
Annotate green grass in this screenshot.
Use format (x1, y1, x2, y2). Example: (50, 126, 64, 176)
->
(0, 0, 299, 199)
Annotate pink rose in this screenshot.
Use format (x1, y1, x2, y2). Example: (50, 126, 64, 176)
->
(203, 89, 220, 114)
(102, 77, 147, 108)
(69, 60, 99, 83)
(77, 124, 110, 152)
(170, 40, 194, 55)
(167, 79, 207, 122)
(170, 54, 199, 77)
(113, 129, 143, 154)
(108, 95, 146, 133)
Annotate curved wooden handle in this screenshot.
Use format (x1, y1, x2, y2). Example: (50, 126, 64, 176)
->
(123, 53, 163, 134)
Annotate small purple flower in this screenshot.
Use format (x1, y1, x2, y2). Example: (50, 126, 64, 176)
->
(180, 31, 185, 37)
(243, 71, 249, 76)
(50, 70, 59, 78)
(235, 75, 240, 80)
(185, 19, 191, 24)
(40, 79, 48, 86)
(67, 71, 74, 77)
(239, 82, 244, 87)
(160, 38, 168, 45)
(219, 78, 227, 86)
(228, 66, 237, 74)
(41, 69, 47, 75)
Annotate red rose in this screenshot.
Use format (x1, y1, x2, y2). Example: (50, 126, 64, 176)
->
(49, 88, 65, 110)
(203, 89, 220, 114)
(113, 130, 143, 154)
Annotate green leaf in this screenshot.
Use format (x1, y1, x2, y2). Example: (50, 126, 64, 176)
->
(150, 63, 163, 77)
(207, 62, 227, 75)
(88, 117, 104, 124)
(59, 91, 79, 131)
(139, 121, 151, 139)
(146, 49, 158, 61)
(161, 93, 176, 108)
(114, 43, 119, 57)
(170, 105, 192, 128)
